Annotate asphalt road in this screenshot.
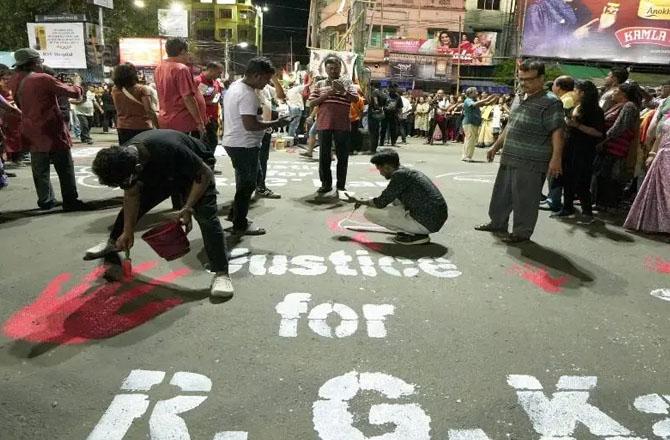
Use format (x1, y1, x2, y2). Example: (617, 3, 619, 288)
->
(1, 131, 669, 440)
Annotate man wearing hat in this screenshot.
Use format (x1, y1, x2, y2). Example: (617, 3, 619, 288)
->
(8, 48, 88, 211)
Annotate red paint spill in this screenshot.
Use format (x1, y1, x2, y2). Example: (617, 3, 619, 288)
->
(645, 257, 670, 273)
(511, 264, 569, 294)
(3, 261, 191, 345)
(352, 232, 383, 252)
(326, 212, 381, 251)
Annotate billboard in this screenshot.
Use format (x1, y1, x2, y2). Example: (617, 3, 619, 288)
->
(522, 0, 670, 64)
(385, 31, 498, 65)
(26, 22, 87, 69)
(387, 53, 453, 80)
(158, 9, 189, 38)
(119, 38, 167, 67)
(309, 49, 358, 80)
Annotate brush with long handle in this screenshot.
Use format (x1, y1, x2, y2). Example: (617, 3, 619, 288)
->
(122, 249, 132, 281)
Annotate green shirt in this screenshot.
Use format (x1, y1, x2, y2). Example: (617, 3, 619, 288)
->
(501, 91, 565, 172)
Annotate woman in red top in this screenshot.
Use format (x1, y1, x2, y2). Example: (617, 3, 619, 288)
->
(593, 82, 641, 211)
(111, 63, 159, 145)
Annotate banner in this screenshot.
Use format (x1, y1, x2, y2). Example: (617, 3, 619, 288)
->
(387, 53, 454, 80)
(521, 0, 670, 64)
(119, 38, 166, 67)
(385, 31, 498, 66)
(158, 9, 189, 38)
(26, 22, 87, 69)
(309, 50, 358, 80)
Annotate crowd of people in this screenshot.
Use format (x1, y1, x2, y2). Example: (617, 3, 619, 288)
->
(0, 38, 668, 297)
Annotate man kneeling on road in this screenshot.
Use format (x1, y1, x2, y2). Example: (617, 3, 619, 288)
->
(84, 129, 234, 299)
(344, 149, 448, 245)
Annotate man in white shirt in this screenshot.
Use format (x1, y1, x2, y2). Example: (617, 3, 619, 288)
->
(71, 86, 97, 144)
(399, 91, 413, 144)
(221, 57, 290, 235)
(286, 83, 305, 137)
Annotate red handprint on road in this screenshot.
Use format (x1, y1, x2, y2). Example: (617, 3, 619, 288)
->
(510, 264, 569, 294)
(3, 261, 191, 345)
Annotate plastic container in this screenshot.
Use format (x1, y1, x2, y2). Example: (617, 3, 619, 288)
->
(141, 221, 190, 261)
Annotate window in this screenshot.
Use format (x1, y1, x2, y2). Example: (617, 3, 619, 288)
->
(329, 33, 338, 49)
(219, 8, 232, 19)
(194, 9, 215, 21)
(196, 29, 215, 40)
(219, 28, 233, 39)
(370, 26, 398, 48)
(477, 0, 500, 10)
(239, 29, 248, 41)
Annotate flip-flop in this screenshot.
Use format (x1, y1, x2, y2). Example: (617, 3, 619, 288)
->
(225, 226, 266, 236)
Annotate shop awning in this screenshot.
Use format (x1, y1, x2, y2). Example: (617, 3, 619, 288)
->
(557, 64, 608, 81)
(628, 72, 670, 86)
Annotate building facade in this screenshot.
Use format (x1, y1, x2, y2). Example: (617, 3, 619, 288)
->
(191, 0, 258, 44)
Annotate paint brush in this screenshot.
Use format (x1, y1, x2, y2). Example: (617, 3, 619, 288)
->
(122, 249, 132, 281)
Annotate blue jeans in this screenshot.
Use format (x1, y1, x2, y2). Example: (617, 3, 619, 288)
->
(288, 107, 302, 138)
(225, 146, 260, 230)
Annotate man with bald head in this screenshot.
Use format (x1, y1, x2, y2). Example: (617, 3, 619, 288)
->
(425, 89, 448, 145)
(552, 75, 576, 116)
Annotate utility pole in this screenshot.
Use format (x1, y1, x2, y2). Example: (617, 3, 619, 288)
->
(224, 37, 230, 79)
(98, 7, 105, 45)
(456, 15, 462, 94)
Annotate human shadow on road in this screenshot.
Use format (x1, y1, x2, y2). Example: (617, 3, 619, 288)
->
(0, 197, 124, 227)
(505, 241, 594, 283)
(334, 235, 449, 259)
(558, 217, 635, 243)
(1, 267, 208, 365)
(295, 194, 344, 210)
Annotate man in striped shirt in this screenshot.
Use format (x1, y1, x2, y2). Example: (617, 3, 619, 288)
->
(308, 55, 359, 194)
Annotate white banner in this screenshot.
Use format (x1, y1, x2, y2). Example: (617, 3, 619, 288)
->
(158, 9, 189, 38)
(91, 0, 114, 9)
(309, 49, 358, 80)
(27, 22, 87, 69)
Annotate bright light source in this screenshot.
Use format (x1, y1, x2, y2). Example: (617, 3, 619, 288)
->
(262, 5, 269, 12)
(238, 42, 249, 48)
(133, 0, 145, 7)
(170, 2, 185, 11)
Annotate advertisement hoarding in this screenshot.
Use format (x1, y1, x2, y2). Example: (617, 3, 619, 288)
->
(158, 9, 189, 38)
(522, 0, 670, 64)
(387, 53, 454, 80)
(26, 22, 87, 69)
(119, 38, 166, 67)
(385, 31, 498, 66)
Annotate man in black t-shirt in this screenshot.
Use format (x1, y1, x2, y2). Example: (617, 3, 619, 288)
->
(85, 129, 233, 299)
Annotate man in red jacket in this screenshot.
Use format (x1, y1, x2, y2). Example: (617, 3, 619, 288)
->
(8, 48, 87, 211)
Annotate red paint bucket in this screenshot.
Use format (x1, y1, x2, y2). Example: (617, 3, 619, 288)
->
(141, 222, 190, 261)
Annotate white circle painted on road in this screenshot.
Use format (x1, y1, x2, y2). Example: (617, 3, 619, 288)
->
(650, 288, 670, 302)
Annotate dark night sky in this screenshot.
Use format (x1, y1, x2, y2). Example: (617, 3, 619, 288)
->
(260, 0, 310, 68)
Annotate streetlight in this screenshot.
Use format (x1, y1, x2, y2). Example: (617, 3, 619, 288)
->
(255, 5, 268, 56)
(262, 5, 269, 12)
(133, 0, 145, 7)
(238, 42, 249, 49)
(170, 2, 185, 12)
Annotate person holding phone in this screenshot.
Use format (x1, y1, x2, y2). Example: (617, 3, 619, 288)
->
(195, 62, 224, 163)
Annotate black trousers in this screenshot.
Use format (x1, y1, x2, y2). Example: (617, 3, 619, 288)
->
(427, 117, 447, 143)
(563, 146, 595, 215)
(380, 116, 398, 146)
(203, 120, 219, 156)
(350, 120, 362, 153)
(256, 132, 271, 190)
(225, 146, 260, 230)
(318, 130, 350, 190)
(368, 117, 382, 153)
(30, 150, 79, 208)
(110, 184, 228, 272)
(77, 114, 93, 142)
(102, 110, 116, 132)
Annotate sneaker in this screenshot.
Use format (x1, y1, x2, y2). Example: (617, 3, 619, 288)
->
(392, 233, 430, 245)
(84, 240, 118, 260)
(316, 186, 333, 194)
(256, 188, 281, 199)
(549, 209, 576, 218)
(210, 273, 234, 299)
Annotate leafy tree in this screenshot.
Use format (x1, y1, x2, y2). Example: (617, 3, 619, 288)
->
(0, 0, 164, 51)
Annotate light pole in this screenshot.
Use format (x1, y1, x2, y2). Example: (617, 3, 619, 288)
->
(225, 39, 249, 79)
(255, 5, 269, 56)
